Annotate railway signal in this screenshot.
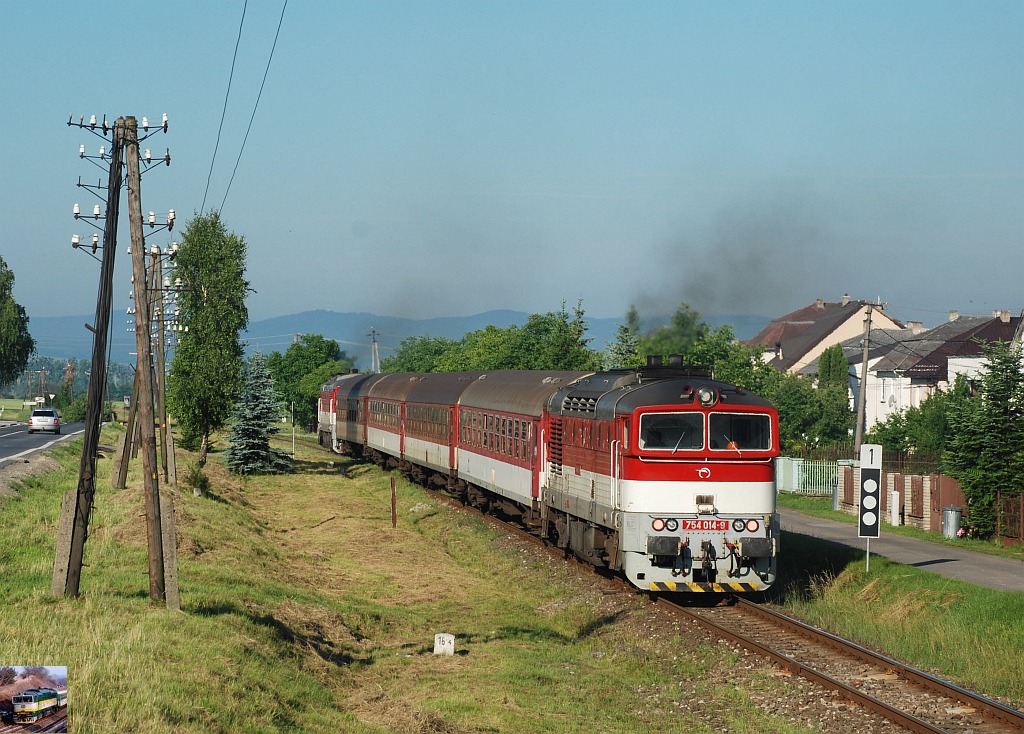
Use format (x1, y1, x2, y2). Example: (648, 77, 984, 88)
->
(858, 443, 882, 538)
(859, 443, 882, 571)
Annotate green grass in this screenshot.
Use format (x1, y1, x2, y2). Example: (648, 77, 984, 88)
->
(0, 397, 32, 422)
(1, 431, 829, 733)
(770, 514, 1024, 705)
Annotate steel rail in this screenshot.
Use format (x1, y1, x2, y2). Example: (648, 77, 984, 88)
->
(733, 598, 1024, 731)
(663, 597, 947, 733)
(663, 596, 1024, 733)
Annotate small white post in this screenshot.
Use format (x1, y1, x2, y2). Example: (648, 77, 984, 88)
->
(433, 633, 455, 656)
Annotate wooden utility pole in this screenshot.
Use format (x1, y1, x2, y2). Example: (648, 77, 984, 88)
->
(52, 116, 123, 593)
(854, 305, 873, 452)
(53, 117, 125, 598)
(125, 116, 166, 602)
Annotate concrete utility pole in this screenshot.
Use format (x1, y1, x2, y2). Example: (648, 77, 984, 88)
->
(854, 305, 873, 452)
(53, 117, 125, 598)
(111, 368, 139, 489)
(125, 116, 167, 603)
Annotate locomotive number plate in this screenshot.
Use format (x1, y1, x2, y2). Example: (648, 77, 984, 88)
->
(681, 519, 729, 531)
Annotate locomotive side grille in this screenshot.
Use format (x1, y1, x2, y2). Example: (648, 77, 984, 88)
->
(561, 396, 597, 415)
(549, 417, 563, 475)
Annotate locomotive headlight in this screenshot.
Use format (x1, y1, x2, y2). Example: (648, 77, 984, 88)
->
(745, 519, 760, 532)
(652, 518, 666, 532)
(732, 519, 745, 532)
(665, 518, 679, 532)
(696, 386, 718, 407)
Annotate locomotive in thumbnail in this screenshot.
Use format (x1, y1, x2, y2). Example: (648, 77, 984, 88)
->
(318, 361, 780, 592)
(12, 687, 67, 723)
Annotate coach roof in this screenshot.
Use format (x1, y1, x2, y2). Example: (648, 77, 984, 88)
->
(404, 371, 487, 405)
(460, 370, 593, 416)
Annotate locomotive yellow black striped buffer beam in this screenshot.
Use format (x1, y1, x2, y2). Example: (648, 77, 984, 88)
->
(651, 581, 761, 593)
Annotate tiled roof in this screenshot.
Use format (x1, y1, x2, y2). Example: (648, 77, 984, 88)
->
(872, 315, 1021, 382)
(797, 328, 912, 376)
(745, 298, 902, 372)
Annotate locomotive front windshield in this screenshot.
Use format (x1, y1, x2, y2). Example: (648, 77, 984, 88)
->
(709, 412, 772, 451)
(640, 411, 772, 453)
(639, 413, 704, 451)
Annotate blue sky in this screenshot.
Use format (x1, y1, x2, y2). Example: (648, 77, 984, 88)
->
(1, 1, 1021, 329)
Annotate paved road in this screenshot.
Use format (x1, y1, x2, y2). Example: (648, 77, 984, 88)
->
(0, 420, 83, 468)
(781, 508, 1024, 592)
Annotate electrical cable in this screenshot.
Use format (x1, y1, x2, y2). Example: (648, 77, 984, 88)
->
(201, 0, 249, 216)
(219, 0, 288, 215)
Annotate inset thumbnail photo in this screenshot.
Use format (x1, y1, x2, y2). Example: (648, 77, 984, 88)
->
(0, 666, 68, 731)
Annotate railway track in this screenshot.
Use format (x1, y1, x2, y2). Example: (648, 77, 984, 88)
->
(665, 596, 1024, 733)
(0, 708, 67, 732)
(404, 469, 1024, 733)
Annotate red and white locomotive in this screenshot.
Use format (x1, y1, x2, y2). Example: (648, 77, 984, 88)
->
(318, 360, 780, 592)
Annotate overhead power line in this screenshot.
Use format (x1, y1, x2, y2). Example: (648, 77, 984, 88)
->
(201, 0, 248, 216)
(220, 0, 288, 215)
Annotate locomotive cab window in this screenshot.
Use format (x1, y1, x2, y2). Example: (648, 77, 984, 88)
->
(709, 412, 772, 451)
(639, 413, 704, 451)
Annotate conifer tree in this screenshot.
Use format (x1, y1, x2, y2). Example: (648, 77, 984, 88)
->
(945, 341, 1024, 536)
(224, 352, 292, 475)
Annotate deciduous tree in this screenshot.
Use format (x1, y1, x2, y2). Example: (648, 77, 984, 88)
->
(0, 255, 35, 389)
(381, 335, 459, 373)
(0, 666, 15, 687)
(267, 334, 352, 429)
(166, 212, 249, 466)
(637, 302, 707, 360)
(385, 302, 600, 373)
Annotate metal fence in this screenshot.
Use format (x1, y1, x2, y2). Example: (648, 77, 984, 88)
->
(776, 457, 845, 496)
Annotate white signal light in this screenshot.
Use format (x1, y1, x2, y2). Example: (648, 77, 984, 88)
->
(732, 519, 745, 532)
(697, 386, 718, 407)
(664, 518, 679, 532)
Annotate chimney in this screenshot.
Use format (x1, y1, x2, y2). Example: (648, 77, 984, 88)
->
(774, 341, 783, 360)
(993, 309, 1010, 323)
(949, 310, 960, 322)
(816, 298, 825, 309)
(841, 293, 850, 306)
(907, 321, 924, 334)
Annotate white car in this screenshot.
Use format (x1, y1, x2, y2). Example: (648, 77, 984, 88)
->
(28, 408, 61, 434)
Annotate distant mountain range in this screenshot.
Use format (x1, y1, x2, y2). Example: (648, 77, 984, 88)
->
(29, 309, 770, 369)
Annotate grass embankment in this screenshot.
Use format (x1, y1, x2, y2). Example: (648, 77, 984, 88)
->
(2, 431, 827, 734)
(773, 493, 1024, 705)
(1, 434, 1022, 731)
(0, 397, 31, 422)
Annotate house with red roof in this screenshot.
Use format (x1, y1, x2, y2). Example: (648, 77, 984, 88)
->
(745, 295, 904, 374)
